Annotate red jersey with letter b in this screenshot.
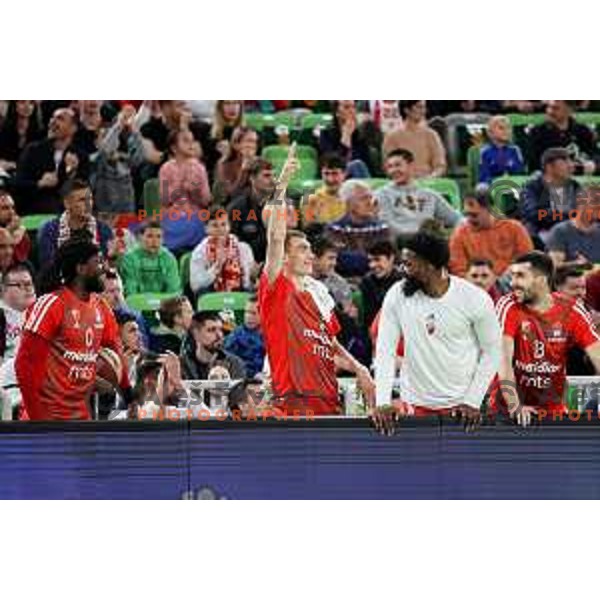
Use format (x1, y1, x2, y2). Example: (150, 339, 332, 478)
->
(258, 271, 341, 415)
(497, 292, 600, 410)
(22, 289, 120, 420)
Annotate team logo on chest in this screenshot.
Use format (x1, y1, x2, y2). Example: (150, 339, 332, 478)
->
(425, 313, 436, 335)
(545, 322, 567, 343)
(70, 309, 81, 330)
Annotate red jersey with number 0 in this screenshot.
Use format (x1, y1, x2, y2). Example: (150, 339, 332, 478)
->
(497, 292, 600, 409)
(21, 289, 120, 420)
(258, 271, 341, 415)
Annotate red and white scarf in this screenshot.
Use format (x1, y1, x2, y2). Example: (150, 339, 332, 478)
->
(57, 212, 99, 248)
(204, 234, 243, 292)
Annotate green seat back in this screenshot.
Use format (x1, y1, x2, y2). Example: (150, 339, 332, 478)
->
(22, 213, 55, 232)
(466, 145, 481, 189)
(415, 178, 462, 209)
(179, 252, 192, 291)
(143, 178, 161, 216)
(197, 291, 250, 325)
(301, 113, 334, 130)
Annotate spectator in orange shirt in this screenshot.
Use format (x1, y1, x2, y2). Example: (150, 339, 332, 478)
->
(449, 190, 533, 280)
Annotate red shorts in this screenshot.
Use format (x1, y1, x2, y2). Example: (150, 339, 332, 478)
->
(275, 396, 342, 417)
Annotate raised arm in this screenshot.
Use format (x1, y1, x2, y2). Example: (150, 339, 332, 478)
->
(264, 143, 298, 284)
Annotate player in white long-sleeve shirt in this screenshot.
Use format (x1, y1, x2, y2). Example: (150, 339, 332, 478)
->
(373, 232, 502, 433)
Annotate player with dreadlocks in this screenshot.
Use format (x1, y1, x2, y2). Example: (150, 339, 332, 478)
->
(15, 238, 130, 420)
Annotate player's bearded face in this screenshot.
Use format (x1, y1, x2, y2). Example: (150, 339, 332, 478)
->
(510, 266, 537, 304)
(401, 250, 427, 297)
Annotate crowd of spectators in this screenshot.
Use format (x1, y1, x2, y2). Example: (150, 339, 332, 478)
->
(0, 99, 599, 419)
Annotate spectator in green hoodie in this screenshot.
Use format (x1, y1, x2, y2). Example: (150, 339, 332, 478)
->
(119, 220, 181, 296)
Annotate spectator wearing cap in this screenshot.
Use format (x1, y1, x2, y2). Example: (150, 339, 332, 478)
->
(302, 153, 348, 225)
(228, 158, 277, 263)
(37, 180, 113, 268)
(375, 148, 461, 237)
(213, 126, 259, 205)
(14, 107, 89, 214)
(312, 236, 353, 308)
(464, 259, 503, 304)
(327, 180, 390, 278)
(359, 240, 403, 328)
(223, 296, 265, 378)
(0, 191, 31, 264)
(382, 101, 447, 178)
(478, 115, 525, 184)
(449, 190, 533, 279)
(546, 187, 600, 267)
(528, 101, 598, 174)
(521, 147, 583, 242)
(319, 101, 373, 178)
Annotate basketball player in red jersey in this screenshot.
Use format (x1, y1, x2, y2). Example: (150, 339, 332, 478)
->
(15, 239, 131, 420)
(258, 144, 375, 415)
(497, 251, 600, 427)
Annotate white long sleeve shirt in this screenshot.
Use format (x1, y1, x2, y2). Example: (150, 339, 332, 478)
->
(375, 276, 502, 409)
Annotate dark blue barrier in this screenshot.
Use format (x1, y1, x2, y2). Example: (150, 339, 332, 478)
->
(2, 419, 600, 499)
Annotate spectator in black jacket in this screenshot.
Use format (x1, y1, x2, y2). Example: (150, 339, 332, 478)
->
(528, 101, 598, 174)
(319, 100, 373, 178)
(180, 310, 246, 381)
(0, 101, 44, 172)
(521, 147, 582, 244)
(14, 108, 89, 214)
(359, 239, 403, 327)
(228, 158, 277, 263)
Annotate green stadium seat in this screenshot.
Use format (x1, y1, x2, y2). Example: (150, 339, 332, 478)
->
(262, 145, 318, 192)
(365, 178, 389, 190)
(22, 214, 55, 232)
(126, 292, 180, 314)
(301, 113, 334, 130)
(575, 176, 600, 187)
(143, 178, 161, 216)
(197, 291, 250, 324)
(271, 112, 297, 129)
(575, 113, 600, 127)
(262, 144, 318, 163)
(179, 252, 192, 291)
(244, 112, 270, 131)
(415, 178, 462, 209)
(466, 145, 481, 189)
(506, 113, 547, 128)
